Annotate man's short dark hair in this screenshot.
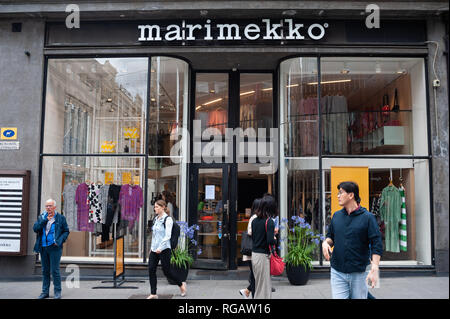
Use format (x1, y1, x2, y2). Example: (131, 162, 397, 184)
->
(337, 181, 361, 204)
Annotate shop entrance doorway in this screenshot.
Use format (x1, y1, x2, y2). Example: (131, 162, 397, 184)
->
(189, 70, 277, 269)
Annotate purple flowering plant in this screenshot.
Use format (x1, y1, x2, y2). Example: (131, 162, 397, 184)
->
(170, 221, 201, 269)
(280, 216, 325, 270)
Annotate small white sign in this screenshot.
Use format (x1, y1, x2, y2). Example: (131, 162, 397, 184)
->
(0, 239, 20, 253)
(205, 185, 215, 200)
(0, 141, 20, 150)
(0, 178, 23, 190)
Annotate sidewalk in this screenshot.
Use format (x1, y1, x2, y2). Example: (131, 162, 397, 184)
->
(0, 273, 448, 299)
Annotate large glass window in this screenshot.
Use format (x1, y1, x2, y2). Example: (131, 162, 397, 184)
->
(147, 57, 189, 252)
(43, 58, 148, 155)
(279, 57, 320, 262)
(322, 160, 432, 265)
(320, 57, 428, 156)
(280, 56, 432, 266)
(41, 156, 145, 259)
(280, 58, 319, 157)
(41, 56, 189, 263)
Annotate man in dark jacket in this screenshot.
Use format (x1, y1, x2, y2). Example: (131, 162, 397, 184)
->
(33, 199, 70, 299)
(322, 181, 382, 299)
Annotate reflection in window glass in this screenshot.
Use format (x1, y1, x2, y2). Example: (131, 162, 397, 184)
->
(148, 57, 189, 162)
(280, 58, 319, 157)
(320, 57, 427, 156)
(44, 58, 148, 155)
(41, 156, 145, 259)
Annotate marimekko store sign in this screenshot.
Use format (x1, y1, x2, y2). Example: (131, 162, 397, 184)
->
(44, 19, 426, 47)
(138, 19, 329, 43)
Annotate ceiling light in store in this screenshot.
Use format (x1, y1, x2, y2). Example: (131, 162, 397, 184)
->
(262, 87, 273, 91)
(196, 105, 202, 111)
(286, 84, 299, 88)
(240, 90, 255, 96)
(307, 79, 352, 85)
(209, 89, 215, 93)
(151, 98, 156, 102)
(203, 97, 223, 106)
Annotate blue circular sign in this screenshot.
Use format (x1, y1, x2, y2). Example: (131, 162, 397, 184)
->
(2, 130, 15, 138)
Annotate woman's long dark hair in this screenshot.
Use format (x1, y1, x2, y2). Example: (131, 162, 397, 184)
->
(251, 198, 262, 216)
(256, 195, 278, 219)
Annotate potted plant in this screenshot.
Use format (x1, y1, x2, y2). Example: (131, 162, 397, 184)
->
(280, 216, 324, 285)
(168, 221, 200, 284)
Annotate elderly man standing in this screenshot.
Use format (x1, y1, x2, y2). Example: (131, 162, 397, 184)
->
(33, 199, 70, 299)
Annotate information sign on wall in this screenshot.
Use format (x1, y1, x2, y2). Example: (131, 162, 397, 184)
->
(0, 171, 30, 256)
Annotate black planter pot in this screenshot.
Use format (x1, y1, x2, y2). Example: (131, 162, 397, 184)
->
(168, 265, 189, 285)
(286, 264, 311, 286)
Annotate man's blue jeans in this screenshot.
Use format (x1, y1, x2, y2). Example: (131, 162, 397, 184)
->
(330, 267, 368, 299)
(41, 245, 62, 295)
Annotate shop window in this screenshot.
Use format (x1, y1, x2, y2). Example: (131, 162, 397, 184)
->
(279, 57, 319, 157)
(320, 57, 428, 156)
(323, 161, 432, 266)
(43, 58, 148, 154)
(40, 156, 145, 260)
(195, 73, 229, 136)
(285, 162, 321, 262)
(146, 160, 184, 256)
(239, 73, 273, 131)
(148, 57, 189, 159)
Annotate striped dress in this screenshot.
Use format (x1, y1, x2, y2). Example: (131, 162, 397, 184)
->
(399, 185, 407, 252)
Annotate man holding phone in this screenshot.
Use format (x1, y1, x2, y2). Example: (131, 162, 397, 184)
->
(33, 199, 70, 299)
(322, 181, 382, 299)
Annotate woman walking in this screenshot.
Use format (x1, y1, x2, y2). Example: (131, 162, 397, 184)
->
(251, 195, 277, 299)
(147, 199, 186, 299)
(239, 198, 261, 299)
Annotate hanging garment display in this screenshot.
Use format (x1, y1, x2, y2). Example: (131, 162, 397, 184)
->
(207, 109, 227, 134)
(99, 184, 110, 223)
(88, 183, 103, 224)
(119, 184, 143, 231)
(399, 185, 407, 252)
(240, 104, 255, 130)
(380, 184, 402, 253)
(297, 97, 318, 156)
(322, 95, 348, 154)
(62, 183, 78, 231)
(75, 182, 94, 232)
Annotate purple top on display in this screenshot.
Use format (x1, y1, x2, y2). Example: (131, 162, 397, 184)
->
(119, 184, 143, 231)
(75, 183, 94, 232)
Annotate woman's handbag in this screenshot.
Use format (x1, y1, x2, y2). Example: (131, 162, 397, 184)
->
(240, 230, 252, 256)
(269, 245, 285, 276)
(265, 219, 285, 276)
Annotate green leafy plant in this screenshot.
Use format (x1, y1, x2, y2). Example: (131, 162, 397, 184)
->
(280, 216, 324, 270)
(170, 222, 199, 269)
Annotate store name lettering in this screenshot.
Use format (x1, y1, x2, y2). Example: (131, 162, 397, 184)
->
(138, 19, 328, 42)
